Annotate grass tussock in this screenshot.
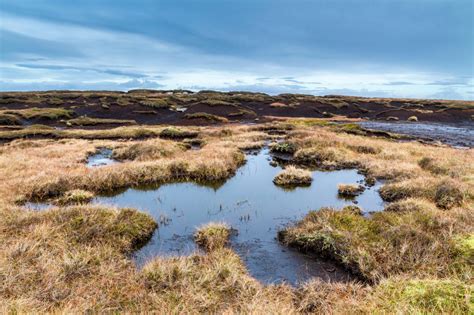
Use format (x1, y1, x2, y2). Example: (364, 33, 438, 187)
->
(159, 127, 198, 139)
(384, 198, 436, 213)
(278, 206, 473, 283)
(379, 178, 466, 209)
(337, 184, 365, 197)
(418, 156, 449, 175)
(54, 189, 94, 205)
(270, 141, 298, 154)
(273, 166, 313, 187)
(194, 222, 231, 251)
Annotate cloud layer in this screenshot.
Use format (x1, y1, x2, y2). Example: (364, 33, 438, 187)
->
(0, 0, 472, 99)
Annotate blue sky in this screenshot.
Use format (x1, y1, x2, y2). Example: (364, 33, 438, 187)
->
(0, 0, 473, 99)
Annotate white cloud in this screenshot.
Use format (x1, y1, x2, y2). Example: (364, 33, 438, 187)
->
(1, 13, 472, 100)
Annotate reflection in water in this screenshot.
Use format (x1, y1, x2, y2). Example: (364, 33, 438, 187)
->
(94, 148, 384, 285)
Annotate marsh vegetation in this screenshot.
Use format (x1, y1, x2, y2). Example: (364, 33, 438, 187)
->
(0, 115, 472, 313)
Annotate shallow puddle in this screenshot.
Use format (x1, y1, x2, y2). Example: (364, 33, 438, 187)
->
(359, 121, 474, 148)
(86, 148, 118, 167)
(91, 148, 384, 285)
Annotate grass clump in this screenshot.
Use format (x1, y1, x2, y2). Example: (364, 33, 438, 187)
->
(194, 222, 231, 251)
(0, 107, 73, 120)
(348, 144, 380, 155)
(407, 115, 418, 122)
(384, 198, 435, 213)
(54, 206, 157, 251)
(434, 180, 464, 209)
(184, 112, 229, 123)
(273, 166, 312, 187)
(379, 178, 465, 209)
(270, 141, 298, 154)
(159, 127, 198, 139)
(66, 116, 136, 126)
(0, 113, 22, 125)
(278, 207, 469, 282)
(337, 184, 365, 197)
(418, 156, 448, 175)
(54, 189, 94, 206)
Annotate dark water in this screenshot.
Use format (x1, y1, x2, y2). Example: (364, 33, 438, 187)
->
(92, 148, 384, 285)
(359, 121, 474, 148)
(86, 148, 117, 167)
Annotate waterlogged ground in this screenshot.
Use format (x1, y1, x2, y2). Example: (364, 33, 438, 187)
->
(359, 121, 474, 148)
(86, 148, 117, 167)
(88, 148, 384, 285)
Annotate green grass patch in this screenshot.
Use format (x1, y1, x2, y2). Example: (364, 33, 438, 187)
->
(66, 116, 136, 126)
(0, 107, 73, 120)
(184, 112, 229, 123)
(368, 279, 473, 314)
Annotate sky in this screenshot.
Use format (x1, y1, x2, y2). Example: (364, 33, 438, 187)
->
(0, 0, 473, 99)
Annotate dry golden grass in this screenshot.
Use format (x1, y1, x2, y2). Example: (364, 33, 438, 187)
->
(274, 166, 313, 187)
(66, 116, 136, 126)
(0, 121, 472, 313)
(194, 222, 231, 251)
(337, 183, 365, 197)
(0, 107, 73, 120)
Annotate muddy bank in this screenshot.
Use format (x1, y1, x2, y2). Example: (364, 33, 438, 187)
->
(359, 121, 474, 148)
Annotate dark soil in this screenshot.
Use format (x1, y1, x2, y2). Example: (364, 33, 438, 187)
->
(1, 90, 472, 129)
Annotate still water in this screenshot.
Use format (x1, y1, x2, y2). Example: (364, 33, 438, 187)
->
(93, 148, 384, 284)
